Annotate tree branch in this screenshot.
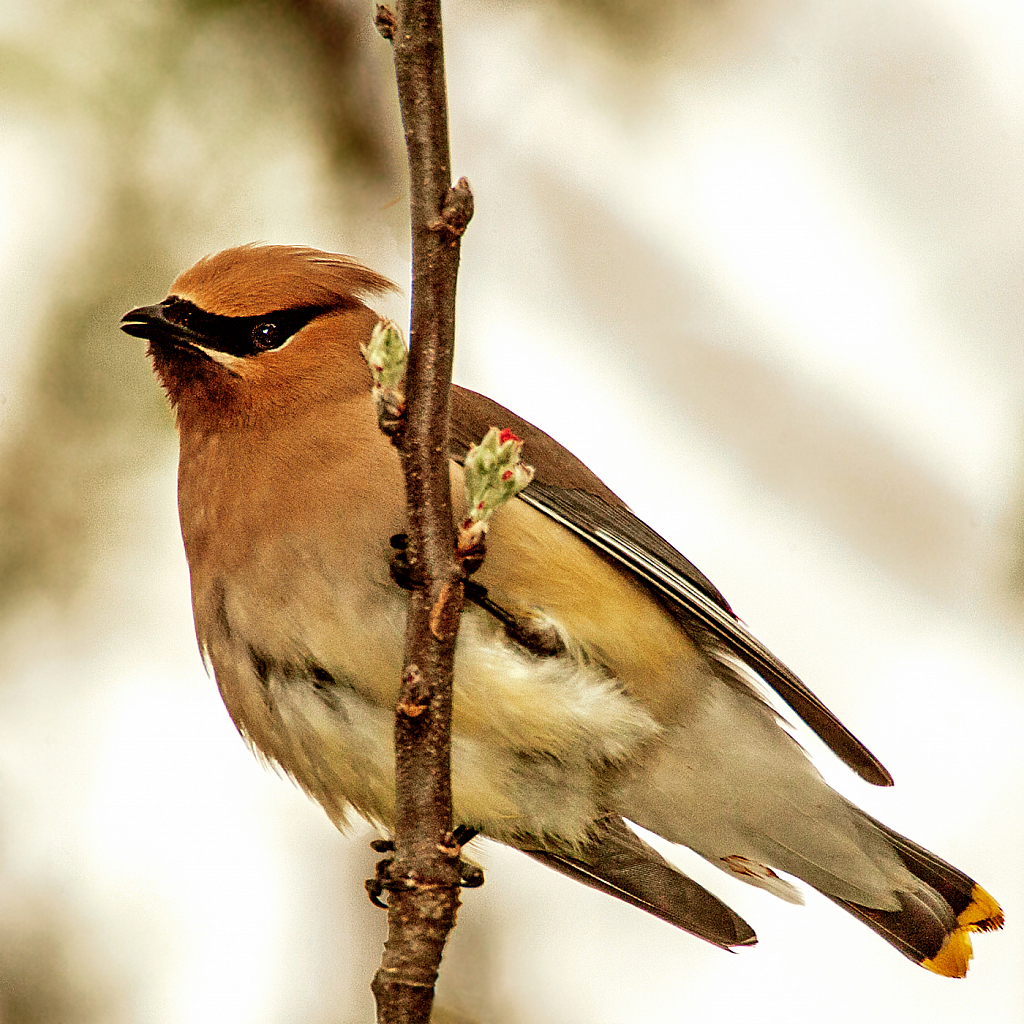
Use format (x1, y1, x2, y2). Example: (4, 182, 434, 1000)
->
(371, 3, 473, 1022)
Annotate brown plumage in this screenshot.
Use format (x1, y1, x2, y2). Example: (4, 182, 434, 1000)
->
(122, 243, 1003, 975)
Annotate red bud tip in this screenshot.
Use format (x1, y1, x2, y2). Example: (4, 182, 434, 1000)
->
(501, 470, 513, 481)
(499, 428, 521, 445)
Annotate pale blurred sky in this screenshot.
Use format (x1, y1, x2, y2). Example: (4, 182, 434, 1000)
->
(0, 0, 1022, 1021)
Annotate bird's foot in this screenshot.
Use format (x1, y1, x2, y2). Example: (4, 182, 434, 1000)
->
(365, 838, 403, 908)
(464, 581, 566, 659)
(449, 826, 484, 888)
(387, 533, 421, 590)
(365, 829, 484, 908)
(389, 534, 563, 658)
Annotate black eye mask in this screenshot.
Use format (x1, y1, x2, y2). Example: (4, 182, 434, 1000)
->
(158, 297, 334, 357)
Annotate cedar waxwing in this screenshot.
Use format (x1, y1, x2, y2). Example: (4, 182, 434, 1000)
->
(122, 243, 1002, 977)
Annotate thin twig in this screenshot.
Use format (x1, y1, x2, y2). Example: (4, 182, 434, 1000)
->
(371, 2, 473, 1022)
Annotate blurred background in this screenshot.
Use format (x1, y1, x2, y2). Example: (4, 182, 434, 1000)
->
(1, 0, 1021, 1020)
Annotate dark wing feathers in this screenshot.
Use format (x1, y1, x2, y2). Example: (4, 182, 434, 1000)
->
(449, 385, 894, 788)
(523, 817, 757, 949)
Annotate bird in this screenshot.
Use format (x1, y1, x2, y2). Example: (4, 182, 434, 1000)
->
(121, 242, 1002, 977)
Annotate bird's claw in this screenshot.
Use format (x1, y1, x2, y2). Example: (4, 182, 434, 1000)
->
(365, 831, 484, 908)
(460, 861, 485, 888)
(449, 826, 485, 888)
(365, 840, 412, 909)
(388, 533, 421, 590)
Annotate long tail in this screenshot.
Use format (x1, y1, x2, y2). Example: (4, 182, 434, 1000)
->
(830, 813, 1003, 977)
(522, 808, 1002, 974)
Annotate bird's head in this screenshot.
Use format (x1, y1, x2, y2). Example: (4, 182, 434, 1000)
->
(122, 244, 396, 427)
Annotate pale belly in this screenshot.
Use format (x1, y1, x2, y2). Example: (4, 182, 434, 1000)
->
(197, 528, 662, 849)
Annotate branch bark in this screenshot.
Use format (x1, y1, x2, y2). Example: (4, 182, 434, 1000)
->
(371, 3, 473, 1022)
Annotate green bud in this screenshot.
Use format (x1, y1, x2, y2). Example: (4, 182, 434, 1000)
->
(360, 319, 407, 389)
(464, 427, 535, 524)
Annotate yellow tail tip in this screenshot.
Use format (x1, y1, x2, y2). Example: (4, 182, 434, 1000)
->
(921, 885, 1004, 978)
(958, 884, 1004, 933)
(922, 930, 973, 978)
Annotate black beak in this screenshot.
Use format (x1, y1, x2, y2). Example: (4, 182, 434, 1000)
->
(120, 303, 202, 350)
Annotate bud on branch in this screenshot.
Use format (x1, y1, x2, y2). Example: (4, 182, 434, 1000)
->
(361, 319, 408, 438)
(457, 427, 535, 574)
(464, 427, 535, 521)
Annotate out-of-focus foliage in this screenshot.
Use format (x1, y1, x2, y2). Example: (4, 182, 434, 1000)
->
(0, 0, 401, 614)
(546, 0, 782, 60)
(0, 896, 117, 1024)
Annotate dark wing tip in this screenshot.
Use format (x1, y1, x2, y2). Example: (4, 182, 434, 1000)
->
(522, 818, 757, 950)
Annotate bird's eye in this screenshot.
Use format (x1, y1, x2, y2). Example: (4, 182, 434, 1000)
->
(251, 322, 280, 351)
